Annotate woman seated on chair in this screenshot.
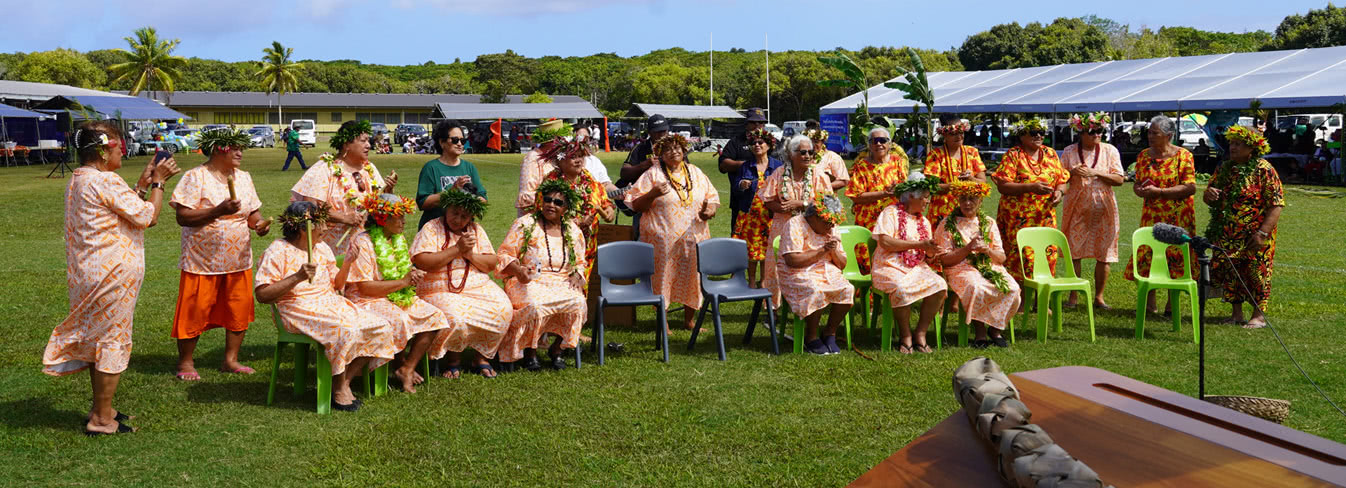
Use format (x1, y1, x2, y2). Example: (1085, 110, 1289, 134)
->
(870, 172, 947, 354)
(411, 188, 512, 378)
(934, 181, 1021, 349)
(778, 194, 854, 356)
(255, 201, 399, 411)
(344, 194, 450, 392)
(496, 179, 589, 371)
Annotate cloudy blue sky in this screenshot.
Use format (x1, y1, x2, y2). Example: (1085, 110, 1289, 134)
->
(0, 0, 1320, 64)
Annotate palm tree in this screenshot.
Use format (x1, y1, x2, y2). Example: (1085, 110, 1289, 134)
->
(108, 27, 187, 101)
(256, 41, 302, 129)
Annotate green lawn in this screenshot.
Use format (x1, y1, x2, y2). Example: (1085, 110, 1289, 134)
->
(2, 147, 1343, 487)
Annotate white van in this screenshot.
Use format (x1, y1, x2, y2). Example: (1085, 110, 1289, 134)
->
(290, 119, 316, 147)
(1178, 117, 1208, 150)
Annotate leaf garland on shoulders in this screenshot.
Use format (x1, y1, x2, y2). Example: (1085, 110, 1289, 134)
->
(944, 208, 1012, 294)
(518, 178, 581, 275)
(368, 227, 416, 307)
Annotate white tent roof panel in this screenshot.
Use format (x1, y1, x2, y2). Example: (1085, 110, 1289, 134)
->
(433, 101, 602, 120)
(627, 103, 743, 119)
(1114, 50, 1299, 111)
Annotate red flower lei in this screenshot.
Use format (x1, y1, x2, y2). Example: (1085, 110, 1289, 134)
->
(895, 204, 930, 267)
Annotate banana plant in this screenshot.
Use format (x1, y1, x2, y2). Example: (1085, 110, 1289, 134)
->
(885, 48, 935, 150)
(817, 51, 874, 147)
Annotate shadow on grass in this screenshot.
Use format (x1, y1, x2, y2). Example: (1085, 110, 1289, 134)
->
(0, 397, 86, 431)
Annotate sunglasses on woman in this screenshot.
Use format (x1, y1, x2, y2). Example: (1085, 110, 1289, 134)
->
(444, 136, 468, 145)
(869, 137, 890, 145)
(541, 196, 568, 207)
(1028, 130, 1046, 137)
(1087, 129, 1105, 135)
(796, 149, 817, 156)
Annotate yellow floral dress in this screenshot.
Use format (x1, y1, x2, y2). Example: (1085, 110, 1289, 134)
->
(924, 145, 986, 225)
(845, 152, 908, 272)
(1124, 148, 1196, 281)
(991, 146, 1069, 281)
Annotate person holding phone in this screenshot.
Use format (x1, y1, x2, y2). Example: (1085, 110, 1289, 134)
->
(168, 129, 270, 381)
(415, 122, 486, 229)
(1123, 115, 1197, 315)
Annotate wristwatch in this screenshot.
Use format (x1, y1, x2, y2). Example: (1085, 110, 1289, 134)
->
(149, 182, 164, 191)
(1256, 230, 1270, 238)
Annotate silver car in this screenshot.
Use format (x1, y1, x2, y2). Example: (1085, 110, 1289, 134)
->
(247, 126, 276, 148)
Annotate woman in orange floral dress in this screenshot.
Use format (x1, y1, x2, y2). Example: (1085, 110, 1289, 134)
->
(992, 119, 1070, 282)
(1123, 116, 1197, 314)
(255, 201, 399, 412)
(1060, 113, 1125, 309)
(538, 139, 615, 278)
(344, 194, 450, 391)
(778, 195, 854, 355)
(624, 135, 720, 330)
(290, 120, 398, 256)
(760, 135, 834, 304)
(729, 129, 782, 287)
(925, 114, 987, 226)
(44, 122, 180, 435)
(412, 189, 512, 378)
(935, 181, 1021, 349)
(845, 126, 908, 272)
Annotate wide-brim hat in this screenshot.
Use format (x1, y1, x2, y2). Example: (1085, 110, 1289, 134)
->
(538, 119, 566, 132)
(744, 108, 767, 122)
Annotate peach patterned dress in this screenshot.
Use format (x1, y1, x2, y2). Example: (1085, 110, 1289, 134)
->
(1059, 142, 1124, 263)
(412, 219, 513, 358)
(171, 166, 262, 275)
(623, 162, 719, 310)
(290, 157, 386, 256)
(924, 145, 986, 225)
(43, 167, 157, 376)
(515, 148, 554, 216)
(845, 153, 908, 272)
(992, 146, 1070, 281)
(758, 164, 834, 304)
(870, 205, 947, 307)
(495, 215, 588, 362)
(255, 240, 397, 375)
(819, 150, 850, 188)
(344, 232, 451, 354)
(934, 215, 1021, 329)
(777, 214, 855, 317)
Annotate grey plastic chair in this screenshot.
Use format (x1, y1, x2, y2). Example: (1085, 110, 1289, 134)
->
(595, 241, 669, 364)
(690, 238, 780, 360)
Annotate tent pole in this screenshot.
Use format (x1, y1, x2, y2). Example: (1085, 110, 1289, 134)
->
(603, 115, 610, 153)
(765, 33, 770, 124)
(1, 115, 9, 167)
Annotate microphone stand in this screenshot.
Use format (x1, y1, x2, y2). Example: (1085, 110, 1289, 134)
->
(1193, 241, 1214, 400)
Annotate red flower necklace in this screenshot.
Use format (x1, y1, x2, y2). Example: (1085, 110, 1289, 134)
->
(895, 204, 930, 267)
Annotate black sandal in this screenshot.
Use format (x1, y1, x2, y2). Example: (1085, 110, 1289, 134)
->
(84, 420, 134, 437)
(471, 363, 496, 378)
(521, 356, 543, 372)
(897, 343, 914, 355)
(914, 344, 934, 354)
(331, 398, 363, 412)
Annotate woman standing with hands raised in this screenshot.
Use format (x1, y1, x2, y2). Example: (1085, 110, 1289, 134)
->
(291, 120, 398, 256)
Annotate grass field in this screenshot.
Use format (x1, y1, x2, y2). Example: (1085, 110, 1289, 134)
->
(3, 147, 1344, 487)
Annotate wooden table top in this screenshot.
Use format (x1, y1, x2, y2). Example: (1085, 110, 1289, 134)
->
(850, 366, 1346, 487)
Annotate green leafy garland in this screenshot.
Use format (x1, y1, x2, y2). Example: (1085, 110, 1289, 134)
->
(518, 179, 580, 274)
(197, 128, 253, 156)
(1203, 157, 1263, 241)
(944, 208, 1013, 294)
(369, 227, 416, 307)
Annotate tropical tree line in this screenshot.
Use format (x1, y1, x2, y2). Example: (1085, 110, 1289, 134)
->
(0, 5, 1342, 123)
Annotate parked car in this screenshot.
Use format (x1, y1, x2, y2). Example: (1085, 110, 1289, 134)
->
(247, 126, 276, 147)
(200, 124, 229, 132)
(1178, 117, 1208, 150)
(143, 128, 199, 153)
(290, 119, 316, 147)
(763, 123, 783, 141)
(370, 122, 390, 140)
(394, 124, 428, 144)
(782, 120, 807, 137)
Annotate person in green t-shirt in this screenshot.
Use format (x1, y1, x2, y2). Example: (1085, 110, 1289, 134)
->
(282, 128, 306, 171)
(417, 122, 487, 228)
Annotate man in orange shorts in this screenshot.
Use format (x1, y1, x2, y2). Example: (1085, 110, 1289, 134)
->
(169, 129, 272, 380)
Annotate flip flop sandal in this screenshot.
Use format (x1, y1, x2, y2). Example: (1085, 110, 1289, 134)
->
(440, 364, 462, 379)
(1242, 321, 1268, 329)
(175, 371, 201, 381)
(897, 343, 914, 355)
(84, 420, 135, 437)
(471, 363, 496, 378)
(915, 344, 934, 354)
(1094, 302, 1112, 311)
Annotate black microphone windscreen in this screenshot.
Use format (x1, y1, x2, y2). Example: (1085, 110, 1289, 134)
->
(1152, 223, 1191, 245)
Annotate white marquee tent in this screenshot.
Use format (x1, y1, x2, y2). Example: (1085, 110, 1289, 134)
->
(820, 46, 1346, 115)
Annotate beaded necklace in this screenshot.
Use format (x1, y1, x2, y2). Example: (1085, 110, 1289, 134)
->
(895, 204, 931, 267)
(781, 162, 815, 214)
(661, 160, 694, 206)
(444, 223, 474, 293)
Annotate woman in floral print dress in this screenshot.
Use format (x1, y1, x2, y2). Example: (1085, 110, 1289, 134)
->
(990, 119, 1070, 282)
(845, 126, 908, 273)
(1123, 116, 1197, 314)
(1204, 125, 1285, 328)
(729, 129, 782, 287)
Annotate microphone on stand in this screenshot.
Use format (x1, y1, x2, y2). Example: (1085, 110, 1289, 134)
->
(1152, 222, 1224, 253)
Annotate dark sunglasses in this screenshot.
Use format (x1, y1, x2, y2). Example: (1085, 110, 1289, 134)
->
(1087, 129, 1106, 135)
(752, 140, 769, 146)
(541, 196, 568, 207)
(444, 136, 468, 145)
(870, 137, 890, 145)
(1028, 130, 1047, 137)
(796, 149, 817, 156)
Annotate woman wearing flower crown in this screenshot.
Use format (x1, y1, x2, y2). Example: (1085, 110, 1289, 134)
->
(935, 181, 1021, 348)
(991, 118, 1070, 282)
(255, 201, 399, 411)
(846, 126, 909, 272)
(778, 194, 855, 355)
(44, 121, 180, 435)
(538, 138, 615, 278)
(1059, 112, 1125, 309)
(291, 120, 399, 257)
(498, 179, 590, 371)
(1124, 115, 1197, 315)
(412, 188, 512, 379)
(870, 173, 947, 354)
(730, 129, 783, 287)
(924, 114, 987, 226)
(168, 129, 270, 382)
(624, 134, 720, 330)
(760, 134, 834, 305)
(516, 119, 573, 217)
(1204, 126, 1284, 329)
(345, 194, 450, 391)
(805, 128, 849, 191)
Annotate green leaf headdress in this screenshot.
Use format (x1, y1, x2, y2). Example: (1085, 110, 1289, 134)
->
(276, 201, 331, 237)
(534, 178, 583, 221)
(1010, 118, 1048, 137)
(197, 128, 253, 156)
(329, 120, 372, 150)
(438, 187, 488, 221)
(891, 171, 943, 198)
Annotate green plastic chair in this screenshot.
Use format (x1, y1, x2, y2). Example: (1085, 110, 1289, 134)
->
(1130, 227, 1200, 342)
(868, 288, 945, 351)
(1015, 227, 1096, 343)
(941, 291, 1016, 347)
(772, 235, 854, 353)
(837, 225, 873, 331)
(265, 305, 395, 413)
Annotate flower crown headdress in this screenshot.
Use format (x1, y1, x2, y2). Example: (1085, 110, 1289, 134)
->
(652, 134, 689, 157)
(276, 201, 332, 236)
(1225, 125, 1270, 157)
(1010, 118, 1048, 137)
(937, 121, 971, 136)
(1068, 112, 1111, 132)
(948, 179, 992, 198)
(807, 193, 846, 226)
(357, 193, 416, 227)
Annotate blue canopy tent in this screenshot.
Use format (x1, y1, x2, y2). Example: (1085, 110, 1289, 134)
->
(34, 95, 191, 121)
(0, 103, 50, 165)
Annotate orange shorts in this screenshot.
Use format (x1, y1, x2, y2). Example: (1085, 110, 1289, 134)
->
(171, 270, 255, 339)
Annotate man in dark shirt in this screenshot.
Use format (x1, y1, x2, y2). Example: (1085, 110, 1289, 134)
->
(617, 114, 670, 187)
(718, 107, 767, 229)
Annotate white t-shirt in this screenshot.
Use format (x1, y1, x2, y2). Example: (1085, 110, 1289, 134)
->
(584, 155, 611, 184)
